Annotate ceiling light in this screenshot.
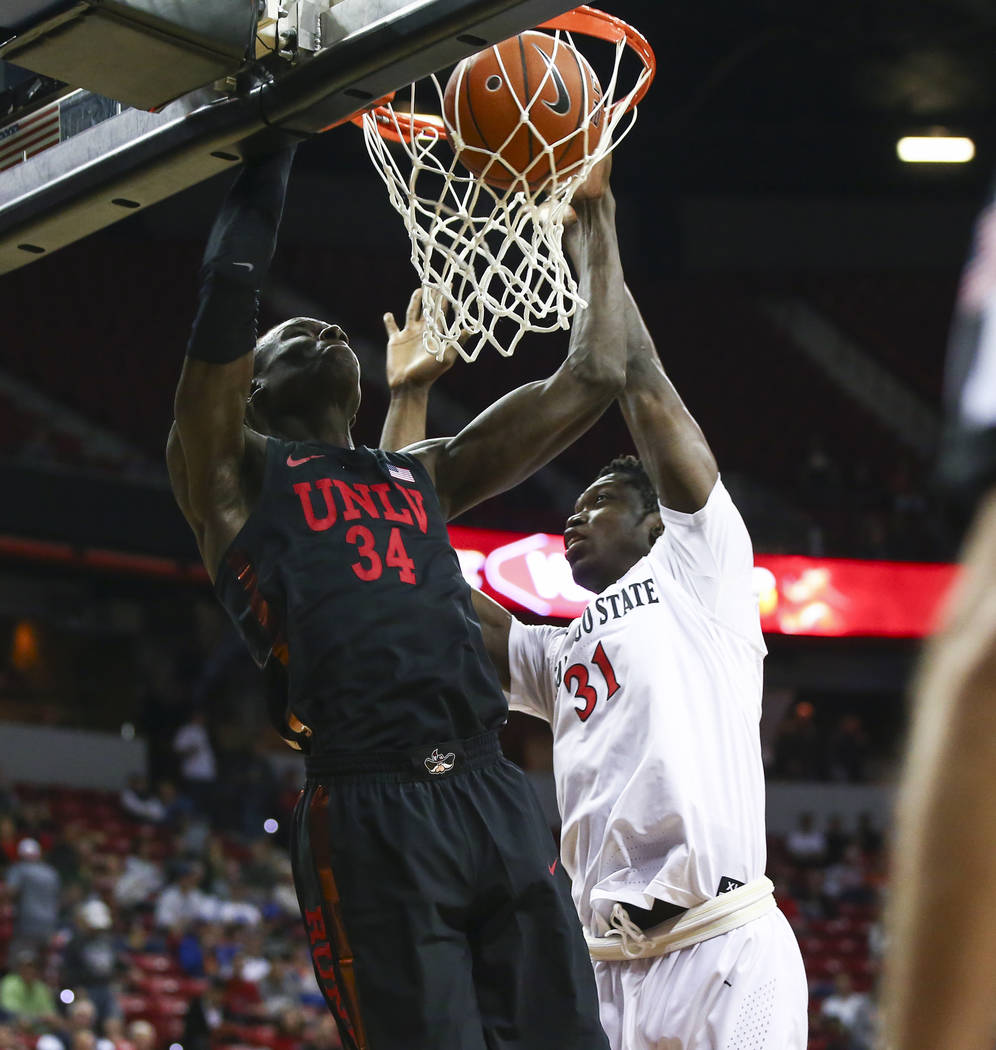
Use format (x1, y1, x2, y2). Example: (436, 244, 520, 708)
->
(897, 136, 975, 163)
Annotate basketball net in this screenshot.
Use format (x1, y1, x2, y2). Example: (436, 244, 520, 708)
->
(359, 7, 655, 362)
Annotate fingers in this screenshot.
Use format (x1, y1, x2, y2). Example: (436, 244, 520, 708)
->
(405, 287, 423, 325)
(383, 311, 398, 338)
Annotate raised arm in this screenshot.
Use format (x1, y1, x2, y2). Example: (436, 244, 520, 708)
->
(170, 147, 296, 576)
(379, 288, 457, 451)
(411, 168, 627, 520)
(615, 286, 718, 513)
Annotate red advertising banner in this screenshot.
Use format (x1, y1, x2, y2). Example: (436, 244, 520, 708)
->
(0, 527, 958, 639)
(447, 527, 958, 638)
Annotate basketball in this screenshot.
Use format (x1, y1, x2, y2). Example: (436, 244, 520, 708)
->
(442, 31, 603, 191)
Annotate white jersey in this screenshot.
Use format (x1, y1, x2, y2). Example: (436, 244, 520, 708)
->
(508, 479, 768, 934)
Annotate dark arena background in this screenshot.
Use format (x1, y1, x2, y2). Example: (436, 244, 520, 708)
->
(1, 1, 995, 1047)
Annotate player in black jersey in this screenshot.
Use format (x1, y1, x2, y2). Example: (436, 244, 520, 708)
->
(883, 177, 996, 1050)
(167, 145, 623, 1050)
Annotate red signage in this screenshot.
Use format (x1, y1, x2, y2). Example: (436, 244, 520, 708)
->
(448, 527, 958, 638)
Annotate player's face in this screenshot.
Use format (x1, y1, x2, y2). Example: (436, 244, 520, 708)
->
(256, 318, 361, 420)
(564, 474, 656, 594)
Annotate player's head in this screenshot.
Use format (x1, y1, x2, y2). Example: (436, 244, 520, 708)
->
(564, 455, 662, 593)
(247, 317, 361, 436)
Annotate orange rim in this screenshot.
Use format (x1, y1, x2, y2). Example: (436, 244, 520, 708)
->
(351, 4, 655, 143)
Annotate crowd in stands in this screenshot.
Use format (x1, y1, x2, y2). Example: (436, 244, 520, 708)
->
(789, 437, 955, 562)
(0, 734, 890, 1050)
(764, 695, 906, 785)
(773, 809, 888, 1050)
(0, 734, 339, 1050)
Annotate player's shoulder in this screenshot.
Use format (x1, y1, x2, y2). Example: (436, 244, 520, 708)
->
(511, 617, 567, 655)
(658, 476, 736, 526)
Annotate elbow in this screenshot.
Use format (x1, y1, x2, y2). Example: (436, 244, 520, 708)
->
(569, 348, 626, 401)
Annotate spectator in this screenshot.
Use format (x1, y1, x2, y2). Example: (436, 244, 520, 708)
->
(60, 899, 126, 1027)
(154, 862, 212, 933)
(177, 919, 211, 978)
(97, 1016, 132, 1050)
(822, 843, 875, 909)
(236, 929, 270, 983)
(0, 813, 20, 863)
(258, 952, 305, 1016)
(172, 712, 217, 818)
(62, 998, 101, 1050)
(230, 743, 278, 839)
(223, 953, 264, 1023)
(274, 1005, 309, 1050)
(126, 1019, 156, 1050)
(242, 837, 281, 894)
(0, 1021, 32, 1050)
(824, 814, 851, 865)
(0, 948, 57, 1030)
(118, 775, 166, 825)
(46, 822, 88, 893)
(112, 837, 163, 912)
(0, 766, 20, 817)
(153, 779, 191, 828)
(5, 837, 61, 955)
(212, 877, 261, 928)
(136, 648, 186, 788)
(119, 915, 166, 957)
(820, 973, 875, 1048)
(181, 977, 226, 1050)
(786, 811, 828, 867)
(270, 865, 299, 920)
(855, 811, 884, 856)
(774, 700, 824, 779)
(199, 833, 229, 895)
(793, 866, 831, 922)
(828, 714, 870, 782)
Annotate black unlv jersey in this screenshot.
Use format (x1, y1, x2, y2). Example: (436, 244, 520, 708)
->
(214, 437, 508, 753)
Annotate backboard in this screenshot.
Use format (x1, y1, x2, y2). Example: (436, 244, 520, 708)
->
(0, 0, 578, 276)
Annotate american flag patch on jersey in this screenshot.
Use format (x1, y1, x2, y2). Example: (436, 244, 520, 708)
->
(388, 464, 415, 483)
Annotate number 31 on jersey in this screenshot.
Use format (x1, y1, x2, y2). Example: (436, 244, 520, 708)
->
(564, 642, 621, 722)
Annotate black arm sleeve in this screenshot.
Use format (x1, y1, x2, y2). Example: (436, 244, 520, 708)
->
(186, 146, 297, 364)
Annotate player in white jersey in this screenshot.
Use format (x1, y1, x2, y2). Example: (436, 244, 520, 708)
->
(380, 169, 808, 1050)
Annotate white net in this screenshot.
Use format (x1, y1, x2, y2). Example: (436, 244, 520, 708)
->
(361, 20, 652, 362)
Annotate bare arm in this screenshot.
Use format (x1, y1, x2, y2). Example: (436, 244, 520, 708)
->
(616, 286, 718, 513)
(469, 589, 515, 690)
(413, 184, 626, 519)
(173, 354, 252, 542)
(166, 422, 208, 562)
(379, 289, 457, 451)
(883, 487, 996, 1050)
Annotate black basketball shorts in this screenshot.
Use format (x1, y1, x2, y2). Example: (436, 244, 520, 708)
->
(290, 730, 608, 1050)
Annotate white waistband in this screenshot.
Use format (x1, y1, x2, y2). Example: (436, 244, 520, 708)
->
(585, 876, 777, 961)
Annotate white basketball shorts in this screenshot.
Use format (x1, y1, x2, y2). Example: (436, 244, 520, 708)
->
(591, 907, 808, 1050)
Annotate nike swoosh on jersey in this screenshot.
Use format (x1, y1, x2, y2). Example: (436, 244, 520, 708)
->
(232, 261, 254, 271)
(286, 454, 325, 467)
(548, 858, 558, 875)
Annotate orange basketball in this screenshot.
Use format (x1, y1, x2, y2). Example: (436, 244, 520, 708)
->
(442, 31, 603, 191)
